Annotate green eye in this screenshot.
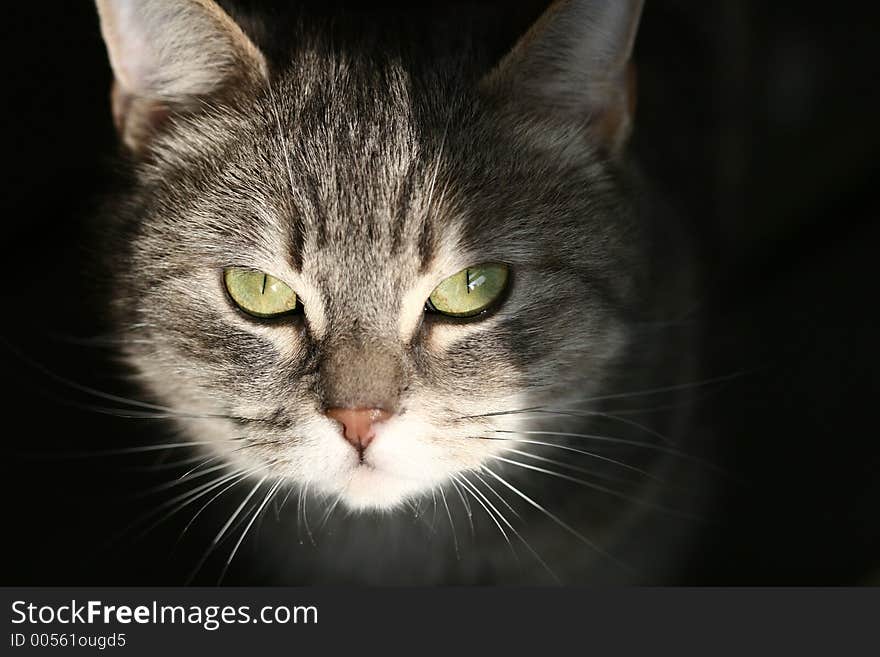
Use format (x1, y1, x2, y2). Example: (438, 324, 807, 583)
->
(224, 268, 298, 318)
(427, 263, 509, 318)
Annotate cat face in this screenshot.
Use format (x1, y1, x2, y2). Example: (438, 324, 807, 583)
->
(97, 0, 646, 510)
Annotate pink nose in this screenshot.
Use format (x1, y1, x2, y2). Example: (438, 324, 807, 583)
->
(325, 407, 392, 453)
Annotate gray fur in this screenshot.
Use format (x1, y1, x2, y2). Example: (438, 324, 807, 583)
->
(97, 0, 701, 583)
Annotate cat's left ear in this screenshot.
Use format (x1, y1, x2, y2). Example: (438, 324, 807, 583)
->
(482, 0, 644, 158)
(95, 0, 268, 154)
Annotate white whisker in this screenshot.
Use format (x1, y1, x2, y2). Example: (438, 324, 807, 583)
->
(134, 462, 231, 498)
(482, 466, 634, 575)
(449, 478, 474, 538)
(493, 455, 704, 521)
(300, 482, 316, 546)
(492, 437, 665, 483)
(495, 429, 726, 475)
(527, 409, 675, 445)
(218, 478, 283, 584)
(116, 468, 245, 545)
(319, 493, 344, 531)
(465, 471, 562, 584)
(472, 469, 521, 520)
(438, 486, 459, 560)
(177, 465, 276, 542)
(187, 475, 269, 584)
(453, 473, 513, 554)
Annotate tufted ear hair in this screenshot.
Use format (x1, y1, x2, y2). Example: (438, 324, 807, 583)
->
(483, 0, 644, 157)
(95, 0, 268, 154)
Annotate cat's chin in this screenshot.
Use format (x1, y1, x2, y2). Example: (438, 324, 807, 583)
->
(336, 463, 436, 512)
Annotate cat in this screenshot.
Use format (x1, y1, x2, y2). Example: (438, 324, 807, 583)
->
(93, 0, 707, 584)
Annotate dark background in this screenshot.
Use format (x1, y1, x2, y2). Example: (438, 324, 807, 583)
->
(1, 1, 878, 584)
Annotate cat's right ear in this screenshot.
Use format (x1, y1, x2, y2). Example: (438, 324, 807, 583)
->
(95, 0, 268, 154)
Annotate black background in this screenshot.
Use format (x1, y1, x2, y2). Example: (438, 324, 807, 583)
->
(1, 1, 878, 585)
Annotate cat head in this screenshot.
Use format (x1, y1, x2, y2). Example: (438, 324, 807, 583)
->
(96, 0, 647, 510)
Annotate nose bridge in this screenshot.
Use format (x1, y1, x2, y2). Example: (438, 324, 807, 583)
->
(319, 335, 407, 412)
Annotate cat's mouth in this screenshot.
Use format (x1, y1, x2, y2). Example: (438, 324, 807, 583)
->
(333, 426, 455, 510)
(341, 460, 432, 510)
